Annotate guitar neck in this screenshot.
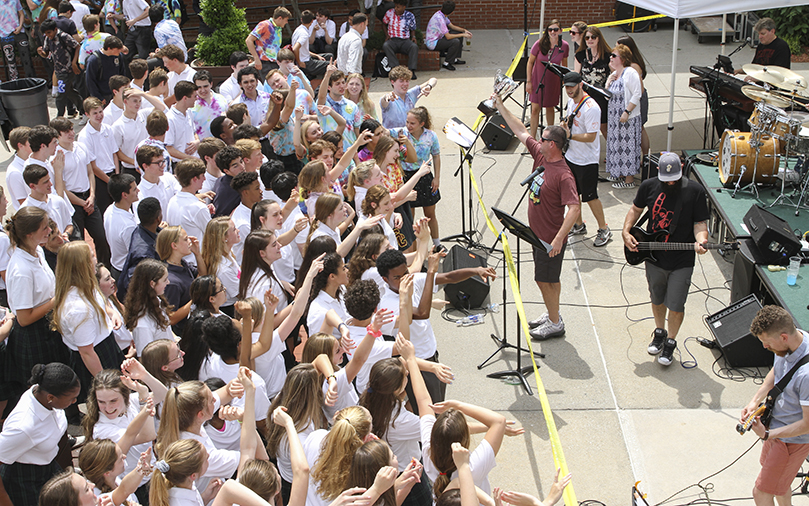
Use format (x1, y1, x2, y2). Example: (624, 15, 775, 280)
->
(636, 242, 721, 251)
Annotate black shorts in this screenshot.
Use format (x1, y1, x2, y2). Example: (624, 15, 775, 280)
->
(567, 159, 599, 202)
(533, 241, 566, 283)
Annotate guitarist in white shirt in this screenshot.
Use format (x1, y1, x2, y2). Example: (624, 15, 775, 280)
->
(621, 152, 709, 366)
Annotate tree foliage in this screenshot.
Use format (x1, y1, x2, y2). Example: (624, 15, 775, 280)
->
(759, 7, 809, 55)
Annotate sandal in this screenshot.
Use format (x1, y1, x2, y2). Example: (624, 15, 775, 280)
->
(612, 181, 636, 189)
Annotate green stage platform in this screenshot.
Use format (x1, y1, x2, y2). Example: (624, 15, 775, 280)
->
(683, 150, 809, 328)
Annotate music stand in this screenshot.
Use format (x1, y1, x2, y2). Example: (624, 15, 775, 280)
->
(477, 206, 546, 395)
(510, 56, 530, 123)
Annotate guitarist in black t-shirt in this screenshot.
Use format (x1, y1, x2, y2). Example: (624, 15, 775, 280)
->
(621, 152, 710, 366)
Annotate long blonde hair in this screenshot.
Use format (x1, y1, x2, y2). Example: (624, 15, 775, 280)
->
(304, 192, 342, 254)
(155, 381, 208, 457)
(77, 439, 119, 494)
(346, 73, 376, 118)
(155, 226, 184, 261)
(345, 160, 376, 201)
(202, 217, 232, 280)
(52, 241, 107, 334)
(311, 406, 372, 500)
(266, 364, 327, 458)
(150, 439, 205, 506)
(298, 160, 328, 199)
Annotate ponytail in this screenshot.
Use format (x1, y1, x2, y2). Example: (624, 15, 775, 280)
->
(312, 406, 371, 500)
(303, 192, 342, 256)
(430, 408, 471, 497)
(155, 381, 207, 457)
(150, 439, 205, 506)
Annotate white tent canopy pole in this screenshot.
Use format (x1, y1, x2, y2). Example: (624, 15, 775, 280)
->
(667, 19, 679, 151)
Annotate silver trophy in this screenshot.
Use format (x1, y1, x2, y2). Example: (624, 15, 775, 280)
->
(479, 70, 520, 115)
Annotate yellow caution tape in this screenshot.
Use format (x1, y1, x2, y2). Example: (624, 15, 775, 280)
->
(529, 14, 667, 35)
(465, 161, 577, 506)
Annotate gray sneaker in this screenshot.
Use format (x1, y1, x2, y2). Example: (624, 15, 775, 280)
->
(593, 227, 612, 247)
(529, 316, 565, 340)
(568, 223, 587, 236)
(528, 313, 549, 329)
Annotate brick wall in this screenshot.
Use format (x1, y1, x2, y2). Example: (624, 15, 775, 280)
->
(220, 0, 615, 31)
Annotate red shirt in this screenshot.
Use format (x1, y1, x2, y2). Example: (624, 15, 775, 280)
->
(525, 137, 579, 244)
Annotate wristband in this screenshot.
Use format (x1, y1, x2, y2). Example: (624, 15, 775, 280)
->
(624, 109, 630, 115)
(338, 322, 348, 331)
(366, 324, 383, 338)
(328, 374, 337, 381)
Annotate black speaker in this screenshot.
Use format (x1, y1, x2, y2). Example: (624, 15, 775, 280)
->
(480, 114, 514, 151)
(442, 245, 490, 310)
(706, 294, 773, 368)
(743, 205, 801, 266)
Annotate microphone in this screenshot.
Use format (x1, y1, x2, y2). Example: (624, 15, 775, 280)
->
(557, 37, 563, 49)
(521, 166, 545, 186)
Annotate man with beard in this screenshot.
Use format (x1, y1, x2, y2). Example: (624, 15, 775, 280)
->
(622, 152, 709, 366)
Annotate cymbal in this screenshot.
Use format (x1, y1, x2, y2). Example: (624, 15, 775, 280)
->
(742, 64, 809, 91)
(772, 67, 808, 90)
(742, 85, 792, 108)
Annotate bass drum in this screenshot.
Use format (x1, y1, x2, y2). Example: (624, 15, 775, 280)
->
(719, 130, 780, 188)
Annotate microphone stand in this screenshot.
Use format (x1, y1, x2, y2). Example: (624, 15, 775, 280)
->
(535, 43, 559, 135)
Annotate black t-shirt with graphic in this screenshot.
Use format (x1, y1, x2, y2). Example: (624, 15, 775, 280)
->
(632, 178, 710, 271)
(752, 37, 791, 69)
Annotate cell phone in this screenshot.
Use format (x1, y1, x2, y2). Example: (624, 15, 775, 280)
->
(0, 307, 7, 320)
(298, 200, 308, 217)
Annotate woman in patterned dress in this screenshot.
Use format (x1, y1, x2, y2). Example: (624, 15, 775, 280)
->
(605, 44, 642, 189)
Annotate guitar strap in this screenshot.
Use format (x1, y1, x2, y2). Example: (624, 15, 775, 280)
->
(762, 353, 809, 427)
(636, 178, 689, 237)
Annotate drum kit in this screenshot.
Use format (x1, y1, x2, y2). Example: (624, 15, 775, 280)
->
(719, 64, 809, 214)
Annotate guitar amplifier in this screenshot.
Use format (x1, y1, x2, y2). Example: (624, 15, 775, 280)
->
(743, 205, 801, 265)
(706, 294, 773, 368)
(443, 245, 490, 310)
(480, 114, 515, 151)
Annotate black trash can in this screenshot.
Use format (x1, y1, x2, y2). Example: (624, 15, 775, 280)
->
(0, 78, 50, 129)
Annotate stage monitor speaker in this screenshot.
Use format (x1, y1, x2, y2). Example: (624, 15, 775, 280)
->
(481, 114, 514, 151)
(743, 205, 801, 265)
(706, 294, 773, 368)
(443, 245, 490, 310)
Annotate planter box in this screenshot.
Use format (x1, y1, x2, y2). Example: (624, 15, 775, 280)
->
(363, 49, 441, 73)
(190, 59, 233, 88)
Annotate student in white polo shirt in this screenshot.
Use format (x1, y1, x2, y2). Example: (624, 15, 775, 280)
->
(21, 165, 74, 238)
(104, 173, 140, 279)
(229, 171, 263, 264)
(165, 80, 200, 165)
(5, 127, 34, 210)
(113, 88, 168, 184)
(136, 145, 180, 214)
(24, 125, 65, 199)
(77, 97, 120, 214)
(219, 51, 250, 102)
(102, 75, 131, 127)
(160, 43, 196, 104)
(165, 159, 211, 266)
(50, 117, 111, 266)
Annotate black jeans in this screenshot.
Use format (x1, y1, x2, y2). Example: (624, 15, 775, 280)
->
(124, 25, 151, 60)
(94, 175, 113, 214)
(433, 33, 463, 63)
(70, 190, 111, 267)
(55, 72, 83, 117)
(311, 37, 336, 57)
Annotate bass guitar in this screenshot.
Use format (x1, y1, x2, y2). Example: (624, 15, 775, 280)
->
(624, 226, 739, 265)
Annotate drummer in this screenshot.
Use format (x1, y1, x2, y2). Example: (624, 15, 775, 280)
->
(736, 17, 791, 82)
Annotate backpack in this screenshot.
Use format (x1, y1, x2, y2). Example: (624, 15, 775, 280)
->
(372, 52, 391, 78)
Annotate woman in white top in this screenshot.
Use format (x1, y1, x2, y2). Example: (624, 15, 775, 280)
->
(123, 259, 176, 356)
(0, 186, 12, 307)
(251, 199, 307, 286)
(78, 427, 153, 505)
(53, 241, 126, 401)
(305, 252, 350, 340)
(0, 363, 80, 506)
(303, 192, 384, 259)
(605, 43, 643, 189)
(239, 229, 290, 311)
(202, 217, 241, 317)
(96, 263, 134, 354)
(2, 207, 69, 404)
(361, 185, 399, 252)
(345, 160, 385, 220)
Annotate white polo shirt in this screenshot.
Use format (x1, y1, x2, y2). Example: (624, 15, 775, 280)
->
(165, 106, 197, 162)
(24, 158, 57, 196)
(132, 310, 174, 356)
(165, 191, 211, 251)
(103, 204, 138, 270)
(214, 254, 240, 306)
(138, 173, 181, 214)
(167, 65, 196, 98)
(230, 202, 252, 264)
(180, 427, 239, 495)
(58, 287, 113, 351)
(218, 74, 241, 102)
(122, 0, 149, 27)
(306, 288, 346, 339)
(252, 329, 286, 399)
(6, 246, 54, 313)
(56, 143, 92, 193)
(0, 386, 67, 465)
(77, 122, 118, 175)
(292, 24, 312, 62)
(167, 486, 205, 506)
(70, 0, 90, 37)
(92, 392, 154, 486)
(379, 272, 439, 359)
(198, 360, 271, 421)
(21, 195, 74, 233)
(102, 101, 124, 126)
(112, 111, 149, 169)
(6, 155, 30, 209)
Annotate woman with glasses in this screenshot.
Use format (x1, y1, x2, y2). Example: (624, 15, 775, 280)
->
(526, 19, 569, 138)
(569, 21, 587, 53)
(616, 35, 650, 163)
(574, 26, 612, 137)
(605, 44, 642, 189)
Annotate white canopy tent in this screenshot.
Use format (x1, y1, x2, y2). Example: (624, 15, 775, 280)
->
(538, 0, 804, 150)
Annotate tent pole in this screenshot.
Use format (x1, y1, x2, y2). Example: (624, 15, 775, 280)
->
(721, 13, 727, 55)
(667, 18, 679, 151)
(539, 0, 545, 41)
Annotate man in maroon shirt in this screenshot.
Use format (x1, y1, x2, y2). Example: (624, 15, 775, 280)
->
(493, 95, 580, 340)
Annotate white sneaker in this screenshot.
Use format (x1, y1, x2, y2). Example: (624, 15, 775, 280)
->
(528, 313, 549, 329)
(529, 316, 565, 340)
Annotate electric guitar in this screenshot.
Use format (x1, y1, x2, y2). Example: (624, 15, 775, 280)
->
(624, 226, 739, 265)
(736, 400, 771, 435)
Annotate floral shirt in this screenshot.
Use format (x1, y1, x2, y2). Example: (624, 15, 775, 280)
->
(268, 117, 295, 157)
(154, 19, 186, 60)
(250, 18, 282, 63)
(318, 95, 362, 153)
(0, 0, 22, 39)
(190, 92, 228, 140)
(79, 31, 109, 65)
(359, 145, 408, 193)
(425, 11, 450, 50)
(390, 127, 439, 172)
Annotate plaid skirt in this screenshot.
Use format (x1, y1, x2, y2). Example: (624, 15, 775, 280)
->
(69, 332, 126, 403)
(0, 460, 62, 506)
(401, 467, 433, 506)
(1, 316, 69, 402)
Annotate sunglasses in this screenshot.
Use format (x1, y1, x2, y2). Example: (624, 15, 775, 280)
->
(609, 53, 618, 59)
(539, 137, 555, 144)
(570, 30, 580, 35)
(548, 27, 560, 32)
(585, 35, 597, 40)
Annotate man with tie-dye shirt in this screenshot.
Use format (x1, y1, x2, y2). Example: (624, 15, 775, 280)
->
(78, 14, 109, 67)
(317, 62, 362, 153)
(245, 7, 290, 72)
(190, 70, 228, 140)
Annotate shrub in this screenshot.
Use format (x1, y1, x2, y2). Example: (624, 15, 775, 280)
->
(195, 0, 251, 66)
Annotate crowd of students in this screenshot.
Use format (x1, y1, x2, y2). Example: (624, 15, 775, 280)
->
(0, 5, 574, 504)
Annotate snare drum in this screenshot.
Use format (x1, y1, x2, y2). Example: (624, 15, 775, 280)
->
(749, 103, 781, 131)
(719, 130, 781, 187)
(771, 113, 804, 153)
